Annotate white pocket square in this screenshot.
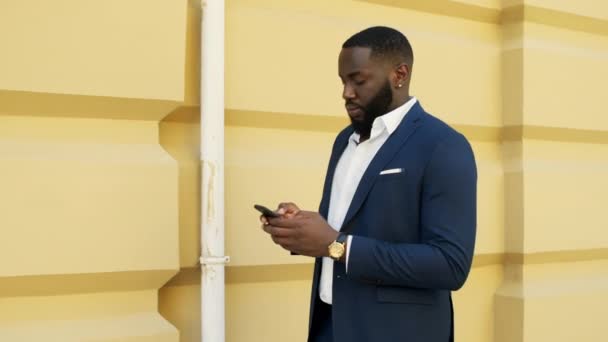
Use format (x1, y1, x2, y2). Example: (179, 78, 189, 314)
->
(379, 168, 403, 175)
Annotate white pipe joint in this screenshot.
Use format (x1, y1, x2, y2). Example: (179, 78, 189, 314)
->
(200, 256, 231, 265)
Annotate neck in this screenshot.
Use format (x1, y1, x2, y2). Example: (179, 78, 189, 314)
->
(387, 93, 411, 112)
(358, 94, 411, 143)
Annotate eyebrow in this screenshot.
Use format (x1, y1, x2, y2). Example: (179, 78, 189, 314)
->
(339, 71, 363, 79)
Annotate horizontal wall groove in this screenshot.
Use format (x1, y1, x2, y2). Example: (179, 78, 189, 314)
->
(0, 270, 177, 297)
(225, 109, 608, 144)
(360, 0, 608, 36)
(503, 125, 608, 144)
(226, 109, 348, 133)
(502, 5, 608, 37)
(505, 248, 608, 265)
(0, 90, 180, 121)
(359, 0, 500, 24)
(163, 248, 608, 285)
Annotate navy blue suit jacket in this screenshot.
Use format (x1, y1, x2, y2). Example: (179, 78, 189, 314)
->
(308, 102, 477, 342)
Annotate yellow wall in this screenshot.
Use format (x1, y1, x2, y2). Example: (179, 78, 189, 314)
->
(1, 0, 607, 341)
(0, 0, 185, 340)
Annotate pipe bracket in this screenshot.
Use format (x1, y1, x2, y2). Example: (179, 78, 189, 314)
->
(200, 256, 231, 265)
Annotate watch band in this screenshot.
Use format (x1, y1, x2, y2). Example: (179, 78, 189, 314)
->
(336, 232, 347, 245)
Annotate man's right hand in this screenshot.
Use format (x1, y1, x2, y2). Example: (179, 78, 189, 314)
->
(259, 202, 300, 225)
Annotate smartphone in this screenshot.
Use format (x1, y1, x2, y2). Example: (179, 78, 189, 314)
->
(254, 204, 280, 218)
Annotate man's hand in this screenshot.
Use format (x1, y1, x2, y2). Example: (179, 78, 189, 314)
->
(262, 209, 338, 257)
(259, 202, 300, 225)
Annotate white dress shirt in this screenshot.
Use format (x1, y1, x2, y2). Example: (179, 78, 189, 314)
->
(319, 97, 417, 305)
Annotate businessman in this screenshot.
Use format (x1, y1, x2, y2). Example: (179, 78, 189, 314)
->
(261, 26, 477, 342)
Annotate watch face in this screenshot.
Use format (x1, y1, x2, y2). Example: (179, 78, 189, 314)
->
(329, 242, 345, 259)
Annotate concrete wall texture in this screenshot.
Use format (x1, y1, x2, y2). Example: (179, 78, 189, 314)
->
(1, 0, 607, 341)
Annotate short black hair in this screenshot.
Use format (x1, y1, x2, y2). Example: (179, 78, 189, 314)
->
(342, 26, 413, 65)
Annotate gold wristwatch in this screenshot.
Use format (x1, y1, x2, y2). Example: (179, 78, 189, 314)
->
(328, 233, 347, 261)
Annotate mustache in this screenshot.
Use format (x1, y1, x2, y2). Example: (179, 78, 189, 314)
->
(345, 101, 363, 109)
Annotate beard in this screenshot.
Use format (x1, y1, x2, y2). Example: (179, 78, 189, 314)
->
(349, 80, 393, 138)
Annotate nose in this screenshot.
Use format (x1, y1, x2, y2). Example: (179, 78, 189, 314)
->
(342, 83, 356, 100)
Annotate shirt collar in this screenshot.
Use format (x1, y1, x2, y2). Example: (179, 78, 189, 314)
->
(351, 96, 417, 144)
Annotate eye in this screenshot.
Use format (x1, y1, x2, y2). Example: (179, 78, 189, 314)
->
(355, 79, 366, 86)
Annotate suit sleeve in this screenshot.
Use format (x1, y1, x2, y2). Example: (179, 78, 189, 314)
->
(347, 132, 477, 290)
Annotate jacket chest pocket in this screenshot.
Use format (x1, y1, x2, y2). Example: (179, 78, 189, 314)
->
(376, 169, 407, 183)
(369, 171, 410, 212)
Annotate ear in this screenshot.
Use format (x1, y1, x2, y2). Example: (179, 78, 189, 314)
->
(392, 63, 410, 88)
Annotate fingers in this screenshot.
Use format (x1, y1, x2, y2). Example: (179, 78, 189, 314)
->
(278, 202, 300, 218)
(263, 224, 299, 252)
(267, 215, 299, 228)
(262, 225, 294, 238)
(271, 235, 290, 247)
(271, 235, 304, 254)
(278, 202, 299, 211)
(259, 215, 269, 225)
(259, 203, 304, 254)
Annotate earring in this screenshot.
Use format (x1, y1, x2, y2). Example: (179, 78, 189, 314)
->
(397, 84, 403, 88)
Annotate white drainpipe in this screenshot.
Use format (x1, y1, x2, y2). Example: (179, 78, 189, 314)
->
(199, 1, 228, 342)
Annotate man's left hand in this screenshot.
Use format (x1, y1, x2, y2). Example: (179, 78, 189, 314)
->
(263, 210, 338, 257)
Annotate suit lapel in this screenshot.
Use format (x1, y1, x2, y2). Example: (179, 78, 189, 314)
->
(340, 102, 425, 230)
(319, 127, 354, 219)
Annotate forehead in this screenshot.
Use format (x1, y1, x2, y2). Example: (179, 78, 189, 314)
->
(338, 47, 378, 76)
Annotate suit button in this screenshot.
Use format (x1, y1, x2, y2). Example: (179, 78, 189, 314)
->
(336, 275, 341, 279)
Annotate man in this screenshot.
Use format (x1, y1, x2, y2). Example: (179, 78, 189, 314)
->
(261, 26, 477, 342)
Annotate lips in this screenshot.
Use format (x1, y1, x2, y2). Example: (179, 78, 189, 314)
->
(345, 104, 364, 118)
